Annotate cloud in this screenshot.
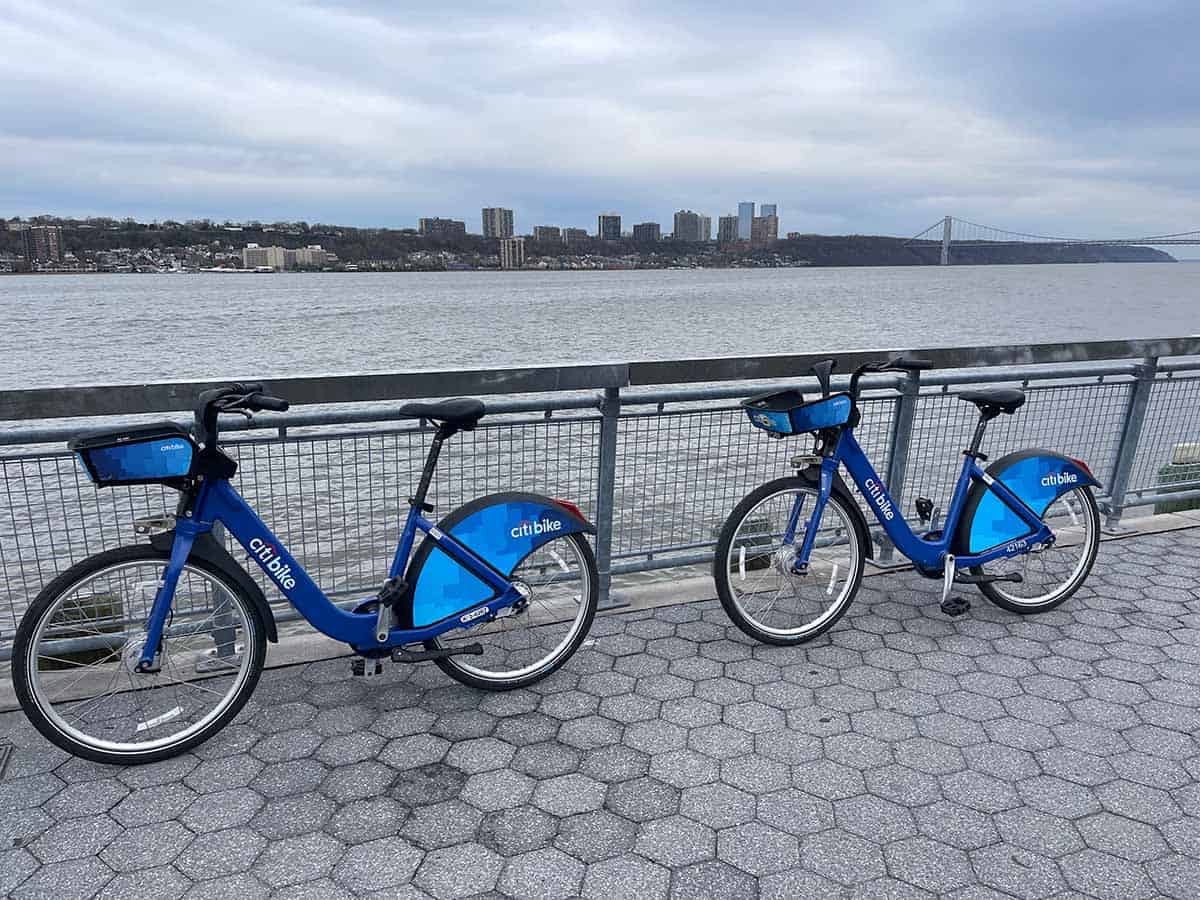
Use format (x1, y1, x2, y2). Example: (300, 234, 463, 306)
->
(1, 0, 1197, 237)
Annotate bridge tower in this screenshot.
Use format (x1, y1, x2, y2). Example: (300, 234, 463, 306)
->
(940, 216, 952, 265)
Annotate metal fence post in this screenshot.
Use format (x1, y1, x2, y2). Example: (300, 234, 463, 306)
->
(1105, 355, 1158, 532)
(594, 386, 626, 610)
(879, 370, 921, 560)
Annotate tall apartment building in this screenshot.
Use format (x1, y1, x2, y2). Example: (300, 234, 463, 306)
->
(717, 215, 740, 245)
(25, 224, 64, 263)
(532, 225, 561, 243)
(418, 217, 467, 239)
(482, 207, 515, 239)
(242, 243, 287, 269)
(284, 245, 330, 269)
(562, 227, 589, 245)
(632, 222, 661, 242)
(750, 214, 779, 246)
(672, 210, 706, 242)
(499, 237, 525, 269)
(597, 214, 622, 241)
(699, 215, 712, 242)
(760, 203, 777, 218)
(737, 202, 755, 240)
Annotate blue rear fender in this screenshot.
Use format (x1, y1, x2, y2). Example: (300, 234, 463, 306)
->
(401, 492, 595, 628)
(954, 450, 1100, 556)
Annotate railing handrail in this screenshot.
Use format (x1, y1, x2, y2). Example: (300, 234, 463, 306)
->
(3, 335, 1198, 422)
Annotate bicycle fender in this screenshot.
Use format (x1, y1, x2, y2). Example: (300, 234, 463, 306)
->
(402, 492, 595, 628)
(953, 450, 1100, 556)
(796, 467, 875, 560)
(151, 530, 279, 643)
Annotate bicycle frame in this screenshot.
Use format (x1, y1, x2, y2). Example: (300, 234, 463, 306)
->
(138, 477, 523, 668)
(790, 428, 1052, 571)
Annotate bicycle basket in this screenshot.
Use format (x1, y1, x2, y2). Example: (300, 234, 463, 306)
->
(742, 390, 853, 435)
(70, 423, 197, 486)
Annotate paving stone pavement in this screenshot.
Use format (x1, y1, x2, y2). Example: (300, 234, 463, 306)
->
(1, 527, 1199, 899)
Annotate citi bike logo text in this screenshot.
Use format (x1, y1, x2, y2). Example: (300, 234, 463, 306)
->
(249, 537, 297, 590)
(511, 518, 563, 539)
(1041, 472, 1078, 487)
(159, 441, 188, 453)
(460, 606, 489, 624)
(864, 478, 895, 521)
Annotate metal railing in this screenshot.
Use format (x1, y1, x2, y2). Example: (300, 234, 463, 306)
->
(2, 336, 1199, 655)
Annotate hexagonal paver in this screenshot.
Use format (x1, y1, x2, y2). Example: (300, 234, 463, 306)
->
(555, 810, 638, 863)
(635, 814, 716, 867)
(29, 815, 124, 864)
(605, 776, 680, 823)
(800, 828, 885, 884)
(478, 804, 559, 856)
(718, 821, 799, 876)
(884, 836, 975, 894)
(499, 847, 585, 900)
(836, 794, 917, 843)
(582, 852, 670, 900)
(399, 799, 482, 850)
(415, 842, 504, 899)
(680, 782, 757, 830)
(175, 827, 267, 880)
(99, 820, 193, 872)
(250, 792, 335, 840)
(532, 773, 607, 816)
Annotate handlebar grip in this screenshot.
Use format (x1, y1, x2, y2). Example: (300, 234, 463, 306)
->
(892, 357, 934, 371)
(248, 393, 289, 412)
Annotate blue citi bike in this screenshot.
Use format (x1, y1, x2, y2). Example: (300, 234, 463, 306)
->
(13, 385, 599, 764)
(714, 357, 1101, 645)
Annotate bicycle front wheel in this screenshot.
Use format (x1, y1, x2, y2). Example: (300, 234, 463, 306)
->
(714, 476, 864, 645)
(13, 545, 266, 765)
(428, 532, 599, 690)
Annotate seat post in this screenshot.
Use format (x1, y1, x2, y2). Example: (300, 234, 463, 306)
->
(411, 425, 453, 509)
(965, 413, 991, 458)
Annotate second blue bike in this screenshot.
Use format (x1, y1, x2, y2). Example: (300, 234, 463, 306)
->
(715, 357, 1101, 645)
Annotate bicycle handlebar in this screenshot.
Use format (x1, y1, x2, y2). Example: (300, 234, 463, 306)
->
(196, 384, 290, 446)
(845, 356, 934, 402)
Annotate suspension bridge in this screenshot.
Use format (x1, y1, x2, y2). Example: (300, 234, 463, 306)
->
(907, 216, 1200, 264)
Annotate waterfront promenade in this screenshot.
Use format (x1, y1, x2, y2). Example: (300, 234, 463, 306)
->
(2, 520, 1198, 899)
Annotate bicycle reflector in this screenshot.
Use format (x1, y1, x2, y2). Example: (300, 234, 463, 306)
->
(553, 498, 586, 520)
(1068, 457, 1095, 479)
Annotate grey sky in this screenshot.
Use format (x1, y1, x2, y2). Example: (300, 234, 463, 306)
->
(2, 0, 1197, 237)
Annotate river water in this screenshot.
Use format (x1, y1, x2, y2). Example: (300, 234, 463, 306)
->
(1, 263, 1197, 388)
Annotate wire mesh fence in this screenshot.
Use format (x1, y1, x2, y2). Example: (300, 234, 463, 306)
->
(2, 351, 1199, 649)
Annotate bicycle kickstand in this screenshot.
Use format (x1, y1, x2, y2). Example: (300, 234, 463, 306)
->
(939, 554, 971, 617)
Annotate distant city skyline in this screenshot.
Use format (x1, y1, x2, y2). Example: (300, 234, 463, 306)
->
(4, 4, 1195, 240)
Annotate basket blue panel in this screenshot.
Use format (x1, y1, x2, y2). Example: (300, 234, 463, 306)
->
(966, 454, 1099, 553)
(411, 497, 588, 627)
(81, 436, 194, 483)
(793, 394, 852, 431)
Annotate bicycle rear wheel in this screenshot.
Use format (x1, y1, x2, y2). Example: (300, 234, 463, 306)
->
(13, 545, 266, 765)
(972, 485, 1100, 613)
(428, 532, 598, 690)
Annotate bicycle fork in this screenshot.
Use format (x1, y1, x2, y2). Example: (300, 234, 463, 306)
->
(788, 462, 837, 572)
(137, 520, 201, 671)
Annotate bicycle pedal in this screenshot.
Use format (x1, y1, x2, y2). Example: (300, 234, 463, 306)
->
(350, 657, 384, 677)
(391, 642, 484, 664)
(939, 596, 971, 617)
